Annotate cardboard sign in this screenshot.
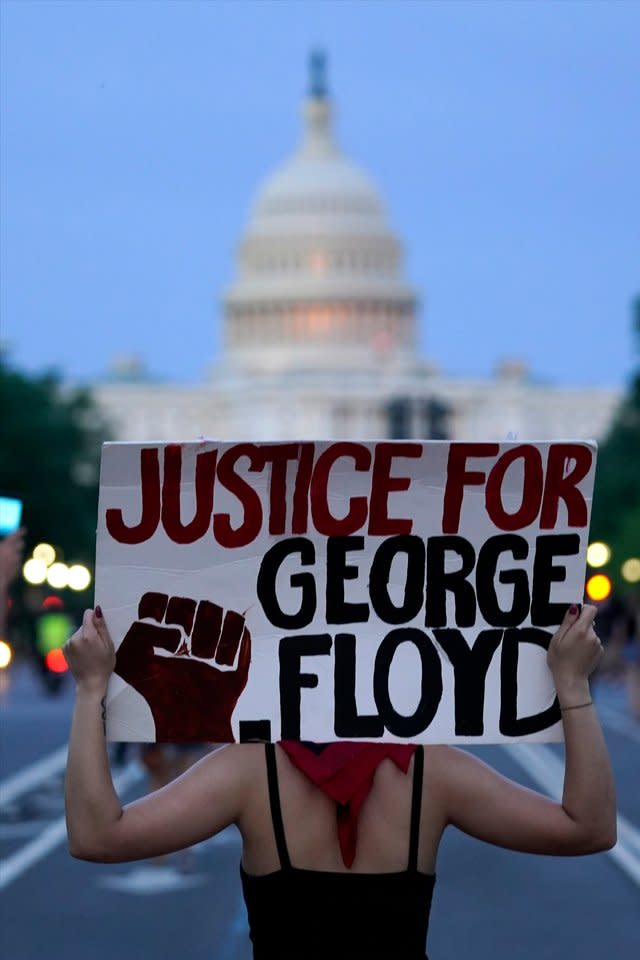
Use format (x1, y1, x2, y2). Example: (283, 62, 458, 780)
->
(96, 439, 597, 744)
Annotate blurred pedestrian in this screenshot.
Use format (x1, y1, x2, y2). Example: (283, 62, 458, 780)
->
(593, 593, 628, 679)
(622, 590, 640, 722)
(63, 604, 616, 960)
(0, 528, 24, 642)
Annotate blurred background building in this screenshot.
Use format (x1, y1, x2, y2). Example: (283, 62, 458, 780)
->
(94, 53, 621, 444)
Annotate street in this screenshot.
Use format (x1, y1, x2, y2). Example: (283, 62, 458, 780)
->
(1, 662, 638, 960)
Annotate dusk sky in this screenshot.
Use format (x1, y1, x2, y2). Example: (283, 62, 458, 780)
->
(1, 0, 638, 390)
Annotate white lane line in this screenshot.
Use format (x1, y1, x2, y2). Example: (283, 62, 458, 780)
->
(97, 864, 208, 894)
(502, 743, 640, 888)
(0, 745, 68, 806)
(0, 821, 51, 840)
(0, 763, 143, 890)
(597, 703, 640, 745)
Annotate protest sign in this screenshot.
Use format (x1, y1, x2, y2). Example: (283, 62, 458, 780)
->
(96, 439, 597, 744)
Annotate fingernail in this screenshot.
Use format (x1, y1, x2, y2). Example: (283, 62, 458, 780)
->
(95, 605, 103, 619)
(569, 604, 578, 615)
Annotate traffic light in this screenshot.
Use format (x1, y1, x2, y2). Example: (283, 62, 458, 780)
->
(32, 601, 73, 694)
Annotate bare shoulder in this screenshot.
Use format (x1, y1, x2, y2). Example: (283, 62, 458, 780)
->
(178, 742, 267, 818)
(199, 742, 266, 781)
(423, 744, 471, 781)
(422, 744, 499, 807)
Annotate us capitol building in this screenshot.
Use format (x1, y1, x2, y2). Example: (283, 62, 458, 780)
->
(94, 56, 620, 445)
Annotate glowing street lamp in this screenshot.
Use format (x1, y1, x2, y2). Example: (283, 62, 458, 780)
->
(621, 558, 640, 584)
(0, 640, 12, 669)
(68, 564, 92, 591)
(23, 558, 48, 585)
(586, 542, 611, 568)
(46, 562, 70, 589)
(585, 573, 612, 602)
(33, 543, 56, 567)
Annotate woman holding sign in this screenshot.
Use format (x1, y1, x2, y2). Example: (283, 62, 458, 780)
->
(63, 603, 615, 959)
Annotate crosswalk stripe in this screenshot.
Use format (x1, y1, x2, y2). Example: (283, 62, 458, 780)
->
(597, 703, 640, 745)
(0, 745, 67, 807)
(0, 762, 143, 890)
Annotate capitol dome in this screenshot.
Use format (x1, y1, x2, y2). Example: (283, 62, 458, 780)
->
(252, 104, 385, 231)
(223, 52, 418, 374)
(95, 53, 622, 450)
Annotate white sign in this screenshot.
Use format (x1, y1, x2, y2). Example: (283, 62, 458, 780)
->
(96, 439, 597, 744)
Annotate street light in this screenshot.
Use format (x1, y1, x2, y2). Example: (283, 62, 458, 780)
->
(621, 558, 640, 584)
(68, 564, 91, 591)
(23, 558, 47, 585)
(46, 562, 70, 589)
(33, 543, 56, 566)
(585, 573, 612, 602)
(586, 542, 611, 568)
(0, 640, 12, 669)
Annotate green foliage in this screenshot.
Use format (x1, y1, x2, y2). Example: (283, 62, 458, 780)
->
(589, 296, 640, 588)
(0, 359, 112, 566)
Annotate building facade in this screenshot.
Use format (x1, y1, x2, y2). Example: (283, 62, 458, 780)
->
(95, 58, 620, 445)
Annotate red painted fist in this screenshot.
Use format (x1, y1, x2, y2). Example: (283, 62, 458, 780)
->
(115, 592, 251, 742)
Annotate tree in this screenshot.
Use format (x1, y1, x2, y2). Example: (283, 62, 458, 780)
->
(589, 296, 640, 589)
(0, 358, 113, 567)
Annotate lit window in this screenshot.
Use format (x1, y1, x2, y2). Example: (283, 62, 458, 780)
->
(309, 251, 328, 275)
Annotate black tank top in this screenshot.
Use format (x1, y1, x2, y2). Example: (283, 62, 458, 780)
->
(240, 744, 436, 959)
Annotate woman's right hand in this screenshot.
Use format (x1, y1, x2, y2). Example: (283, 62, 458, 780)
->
(547, 603, 603, 688)
(63, 607, 116, 695)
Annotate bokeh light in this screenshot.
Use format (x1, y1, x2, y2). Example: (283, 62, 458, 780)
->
(42, 595, 64, 610)
(45, 648, 69, 673)
(68, 564, 92, 591)
(0, 640, 13, 669)
(585, 573, 612, 602)
(621, 558, 640, 584)
(33, 543, 56, 566)
(46, 562, 70, 589)
(23, 558, 47, 585)
(586, 542, 611, 568)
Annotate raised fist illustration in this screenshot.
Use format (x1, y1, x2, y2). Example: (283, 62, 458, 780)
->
(114, 592, 251, 742)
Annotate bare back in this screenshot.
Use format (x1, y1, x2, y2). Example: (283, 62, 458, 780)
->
(238, 744, 448, 876)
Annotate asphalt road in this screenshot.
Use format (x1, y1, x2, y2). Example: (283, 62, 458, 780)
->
(0, 661, 638, 960)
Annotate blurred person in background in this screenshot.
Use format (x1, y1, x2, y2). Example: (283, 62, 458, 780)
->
(62, 603, 616, 960)
(0, 528, 24, 642)
(593, 592, 630, 680)
(622, 590, 640, 722)
(597, 591, 640, 721)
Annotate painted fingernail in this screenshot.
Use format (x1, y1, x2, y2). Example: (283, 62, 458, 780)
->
(569, 604, 579, 615)
(95, 605, 103, 619)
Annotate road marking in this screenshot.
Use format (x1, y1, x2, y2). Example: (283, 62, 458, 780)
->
(97, 863, 208, 894)
(0, 745, 67, 807)
(502, 743, 640, 888)
(0, 821, 51, 840)
(597, 703, 640, 745)
(0, 762, 143, 890)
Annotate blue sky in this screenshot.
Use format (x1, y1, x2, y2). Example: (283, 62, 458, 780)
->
(1, 0, 638, 389)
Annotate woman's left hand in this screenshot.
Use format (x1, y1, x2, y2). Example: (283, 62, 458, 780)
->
(64, 607, 116, 695)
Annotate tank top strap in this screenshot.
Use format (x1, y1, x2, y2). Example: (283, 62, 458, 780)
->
(407, 745, 424, 872)
(265, 743, 292, 870)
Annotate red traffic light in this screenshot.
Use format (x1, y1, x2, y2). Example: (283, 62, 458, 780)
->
(45, 648, 68, 673)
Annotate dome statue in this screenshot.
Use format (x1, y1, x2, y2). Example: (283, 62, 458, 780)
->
(222, 51, 419, 374)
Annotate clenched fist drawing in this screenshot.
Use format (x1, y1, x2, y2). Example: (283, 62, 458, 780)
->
(114, 592, 251, 742)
